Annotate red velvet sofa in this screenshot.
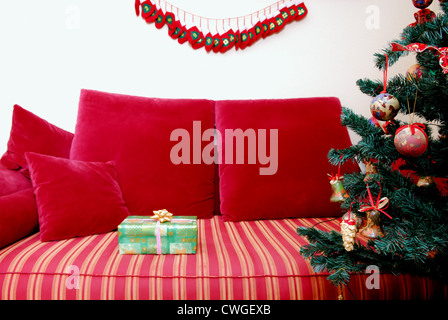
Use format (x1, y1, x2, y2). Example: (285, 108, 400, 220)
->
(0, 90, 446, 300)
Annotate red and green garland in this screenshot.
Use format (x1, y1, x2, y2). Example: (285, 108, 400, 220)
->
(134, 0, 308, 53)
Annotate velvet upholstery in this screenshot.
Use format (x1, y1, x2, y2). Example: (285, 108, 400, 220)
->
(0, 188, 38, 249)
(25, 152, 130, 242)
(2, 92, 442, 301)
(0, 105, 74, 178)
(215, 97, 358, 221)
(70, 89, 216, 218)
(0, 163, 32, 197)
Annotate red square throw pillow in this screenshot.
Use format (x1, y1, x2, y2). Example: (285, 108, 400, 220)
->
(1, 105, 74, 178)
(25, 152, 130, 242)
(70, 89, 216, 218)
(0, 188, 38, 249)
(215, 97, 358, 221)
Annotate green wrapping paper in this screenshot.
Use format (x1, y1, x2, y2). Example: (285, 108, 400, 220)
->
(118, 216, 197, 255)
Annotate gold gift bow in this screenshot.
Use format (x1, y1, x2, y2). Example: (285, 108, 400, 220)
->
(151, 209, 173, 223)
(150, 210, 194, 254)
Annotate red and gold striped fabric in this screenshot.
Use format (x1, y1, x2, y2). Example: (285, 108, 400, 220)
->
(0, 216, 446, 300)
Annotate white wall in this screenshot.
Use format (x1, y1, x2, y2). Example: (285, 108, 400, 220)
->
(0, 0, 434, 154)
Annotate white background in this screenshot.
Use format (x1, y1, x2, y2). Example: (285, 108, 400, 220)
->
(0, 0, 436, 153)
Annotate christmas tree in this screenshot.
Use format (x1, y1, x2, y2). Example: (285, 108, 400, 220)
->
(297, 0, 448, 288)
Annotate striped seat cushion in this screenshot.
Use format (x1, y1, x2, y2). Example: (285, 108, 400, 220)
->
(0, 216, 446, 300)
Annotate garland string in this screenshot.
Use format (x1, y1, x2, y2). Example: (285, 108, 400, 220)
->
(135, 0, 308, 53)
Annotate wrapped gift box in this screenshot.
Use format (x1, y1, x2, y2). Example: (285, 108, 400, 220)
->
(118, 215, 197, 255)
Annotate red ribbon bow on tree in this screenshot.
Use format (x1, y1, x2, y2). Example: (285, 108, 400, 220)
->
(407, 123, 426, 135)
(359, 182, 392, 219)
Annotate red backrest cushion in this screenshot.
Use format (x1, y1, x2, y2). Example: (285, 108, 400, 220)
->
(0, 105, 74, 178)
(215, 97, 358, 221)
(0, 188, 38, 249)
(70, 89, 216, 218)
(26, 152, 130, 242)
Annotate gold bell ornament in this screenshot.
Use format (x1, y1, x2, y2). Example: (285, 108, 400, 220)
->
(358, 183, 392, 239)
(328, 154, 349, 203)
(329, 175, 349, 202)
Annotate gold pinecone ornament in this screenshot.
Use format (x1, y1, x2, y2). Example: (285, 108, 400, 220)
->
(340, 211, 362, 251)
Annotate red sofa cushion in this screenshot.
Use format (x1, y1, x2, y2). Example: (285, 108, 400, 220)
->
(0, 188, 38, 249)
(70, 89, 216, 218)
(25, 152, 130, 242)
(0, 163, 32, 197)
(215, 97, 357, 221)
(0, 105, 74, 178)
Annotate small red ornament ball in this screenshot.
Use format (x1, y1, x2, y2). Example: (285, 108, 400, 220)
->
(412, 0, 433, 9)
(394, 124, 428, 157)
(370, 93, 401, 121)
(406, 64, 424, 80)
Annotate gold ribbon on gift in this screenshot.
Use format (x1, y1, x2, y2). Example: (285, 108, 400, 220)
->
(151, 209, 173, 223)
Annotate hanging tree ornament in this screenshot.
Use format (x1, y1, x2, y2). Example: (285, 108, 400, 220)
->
(340, 208, 363, 252)
(370, 55, 401, 121)
(410, 0, 436, 27)
(406, 64, 424, 81)
(363, 159, 379, 182)
(328, 155, 350, 202)
(413, 0, 433, 8)
(394, 88, 429, 157)
(329, 175, 349, 202)
(394, 123, 429, 157)
(358, 182, 392, 239)
(417, 176, 434, 187)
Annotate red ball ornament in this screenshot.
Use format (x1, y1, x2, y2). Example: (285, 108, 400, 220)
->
(406, 64, 424, 80)
(394, 124, 428, 157)
(412, 0, 433, 9)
